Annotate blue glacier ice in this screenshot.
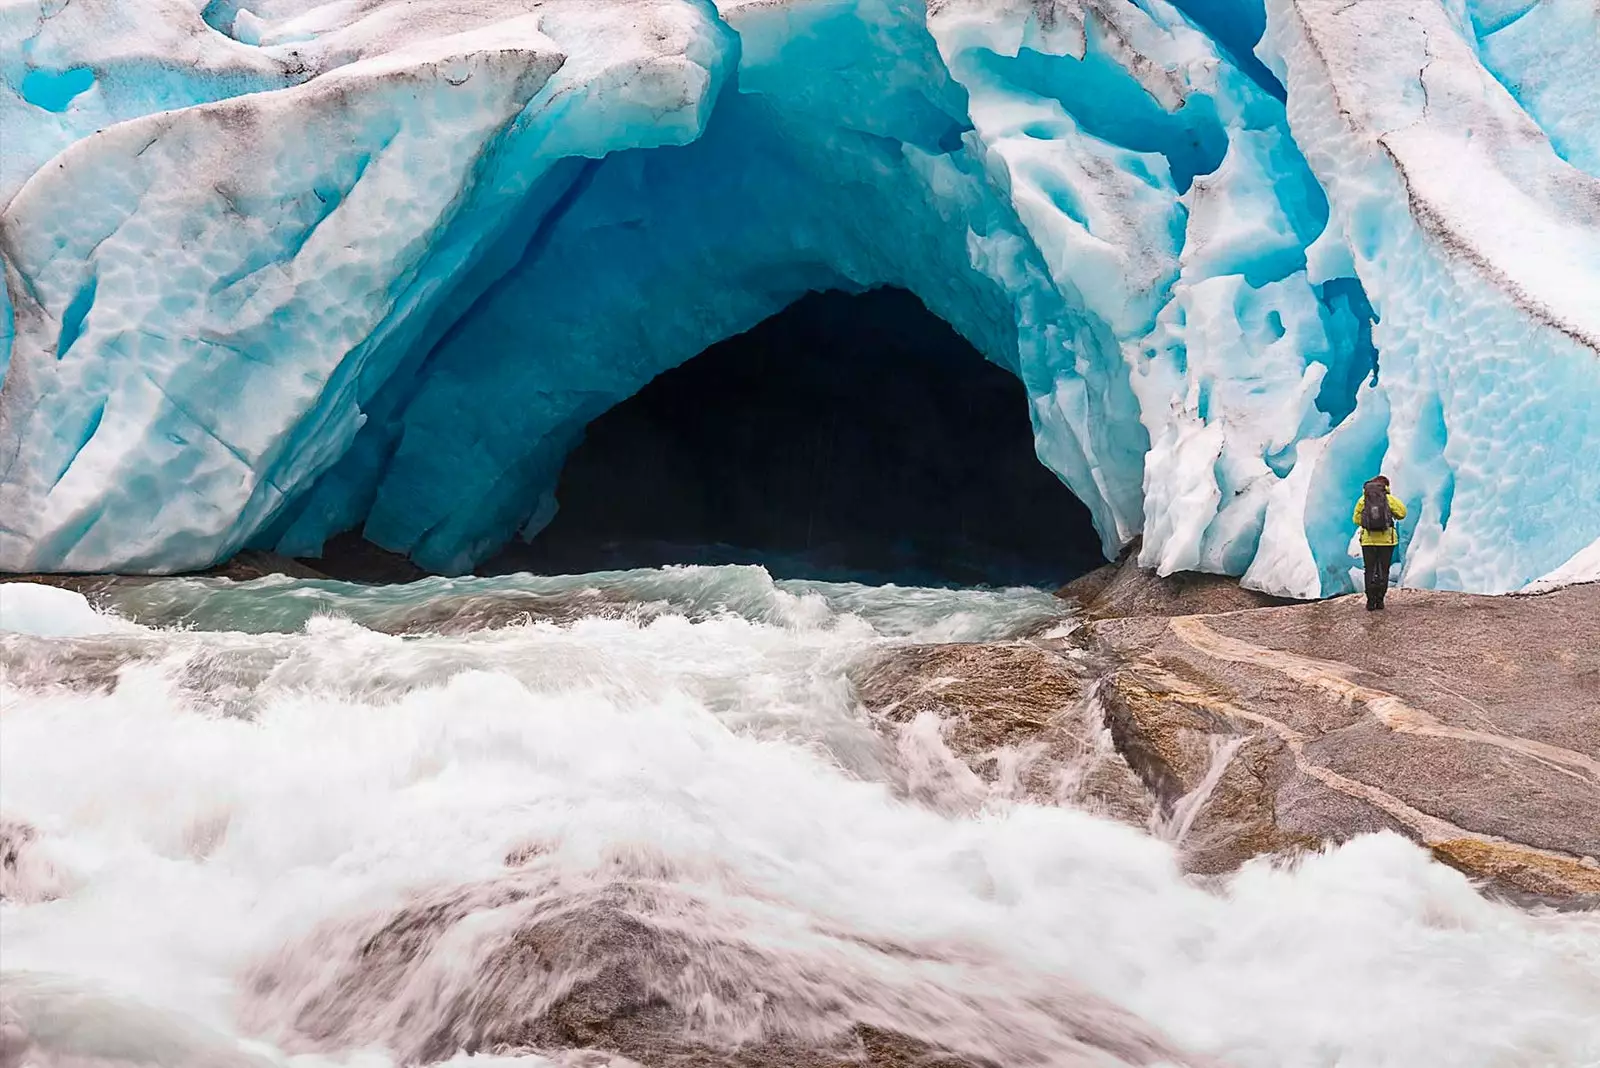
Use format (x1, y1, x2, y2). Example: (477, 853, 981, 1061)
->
(0, 0, 1596, 594)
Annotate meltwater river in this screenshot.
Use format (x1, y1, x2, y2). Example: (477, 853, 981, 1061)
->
(1, 567, 1597, 1067)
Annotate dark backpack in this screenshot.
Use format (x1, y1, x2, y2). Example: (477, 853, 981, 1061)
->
(1360, 480, 1392, 532)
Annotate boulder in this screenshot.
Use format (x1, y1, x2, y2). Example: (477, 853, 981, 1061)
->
(0, 550, 329, 603)
(243, 871, 1193, 1067)
(204, 551, 332, 582)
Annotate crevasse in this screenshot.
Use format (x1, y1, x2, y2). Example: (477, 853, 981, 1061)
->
(0, 0, 1596, 595)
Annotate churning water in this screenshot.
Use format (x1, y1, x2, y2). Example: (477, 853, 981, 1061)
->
(2, 567, 1597, 1068)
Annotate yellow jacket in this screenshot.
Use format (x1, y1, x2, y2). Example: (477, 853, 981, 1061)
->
(1352, 492, 1407, 546)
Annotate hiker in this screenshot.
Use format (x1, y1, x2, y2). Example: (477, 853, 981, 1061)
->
(1352, 475, 1406, 611)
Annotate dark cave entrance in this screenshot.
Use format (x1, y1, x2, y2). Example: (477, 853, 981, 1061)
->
(482, 288, 1105, 588)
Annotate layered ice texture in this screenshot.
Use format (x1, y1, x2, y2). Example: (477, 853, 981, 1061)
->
(0, 0, 1596, 594)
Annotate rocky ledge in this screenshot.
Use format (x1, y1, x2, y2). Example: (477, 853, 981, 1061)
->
(858, 559, 1600, 909)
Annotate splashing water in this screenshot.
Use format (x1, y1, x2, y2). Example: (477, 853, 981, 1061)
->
(2, 567, 1597, 1068)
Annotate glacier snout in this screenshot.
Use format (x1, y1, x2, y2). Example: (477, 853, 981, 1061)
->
(0, 0, 1596, 595)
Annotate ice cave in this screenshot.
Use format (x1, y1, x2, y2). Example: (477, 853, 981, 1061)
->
(490, 288, 1106, 586)
(0, 0, 1597, 595)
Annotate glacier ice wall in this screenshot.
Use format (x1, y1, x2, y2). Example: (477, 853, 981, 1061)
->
(0, 0, 1596, 594)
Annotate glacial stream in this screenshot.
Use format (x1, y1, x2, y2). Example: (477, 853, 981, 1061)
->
(2, 567, 1598, 1067)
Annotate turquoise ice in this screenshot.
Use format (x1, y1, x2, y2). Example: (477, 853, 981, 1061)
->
(1, 0, 1596, 594)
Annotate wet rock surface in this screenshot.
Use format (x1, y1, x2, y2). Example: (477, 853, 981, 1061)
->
(1057, 547, 1302, 621)
(3, 543, 416, 598)
(244, 872, 1195, 1068)
(4, 550, 334, 594)
(1082, 584, 1600, 906)
(363, 589, 650, 635)
(853, 642, 1153, 825)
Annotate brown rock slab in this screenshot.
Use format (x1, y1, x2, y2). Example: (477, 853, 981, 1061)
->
(1056, 543, 1301, 621)
(205, 551, 332, 582)
(293, 532, 428, 584)
(2, 550, 330, 593)
(853, 641, 1154, 824)
(1094, 667, 1329, 874)
(1082, 583, 1600, 906)
(1054, 562, 1119, 612)
(244, 872, 1197, 1067)
(0, 572, 129, 599)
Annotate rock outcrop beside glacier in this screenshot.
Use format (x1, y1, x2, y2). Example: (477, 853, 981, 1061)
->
(1084, 578, 1600, 906)
(1, 0, 1597, 594)
(857, 566, 1600, 907)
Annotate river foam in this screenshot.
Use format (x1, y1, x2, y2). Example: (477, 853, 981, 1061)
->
(1, 568, 1597, 1067)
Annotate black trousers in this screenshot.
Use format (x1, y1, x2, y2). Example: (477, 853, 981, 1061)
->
(1362, 543, 1395, 609)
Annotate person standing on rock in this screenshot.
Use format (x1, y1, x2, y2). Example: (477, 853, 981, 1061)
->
(1353, 475, 1407, 611)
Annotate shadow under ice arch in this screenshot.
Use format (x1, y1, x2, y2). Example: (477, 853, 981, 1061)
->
(482, 287, 1109, 587)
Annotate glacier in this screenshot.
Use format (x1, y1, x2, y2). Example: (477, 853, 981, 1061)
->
(0, 0, 1596, 595)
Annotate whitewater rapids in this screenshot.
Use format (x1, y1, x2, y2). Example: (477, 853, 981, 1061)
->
(1, 566, 1597, 1067)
